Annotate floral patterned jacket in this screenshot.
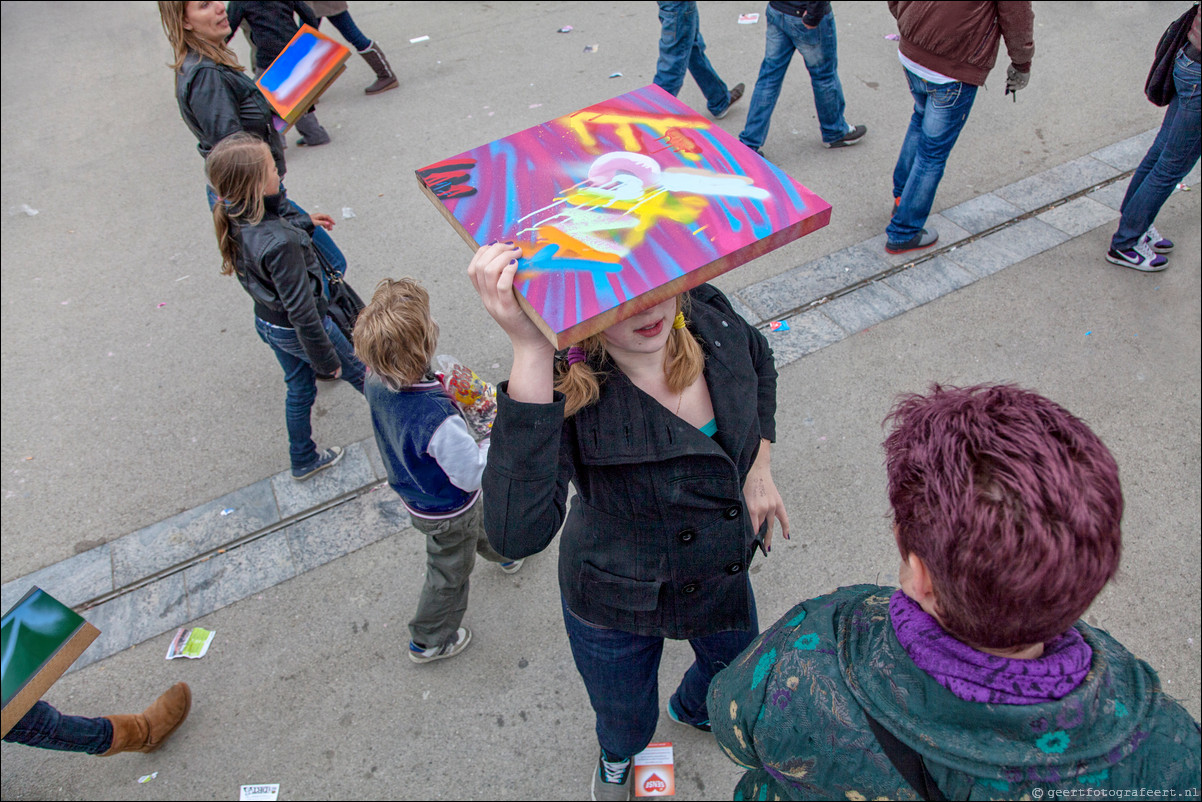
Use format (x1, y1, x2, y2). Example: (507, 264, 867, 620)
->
(709, 585, 1201, 800)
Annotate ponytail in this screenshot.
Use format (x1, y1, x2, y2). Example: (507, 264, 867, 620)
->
(213, 203, 239, 276)
(556, 295, 705, 418)
(205, 133, 272, 276)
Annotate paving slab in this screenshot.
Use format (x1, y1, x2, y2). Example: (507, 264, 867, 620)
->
(739, 243, 892, 321)
(270, 441, 378, 519)
(994, 155, 1121, 212)
(285, 486, 409, 575)
(819, 282, 916, 334)
(940, 193, 1026, 235)
(882, 256, 979, 306)
(110, 479, 279, 588)
(1090, 129, 1159, 171)
(1, 546, 112, 614)
(1038, 196, 1120, 238)
(765, 310, 846, 369)
(74, 573, 190, 672)
(183, 532, 297, 621)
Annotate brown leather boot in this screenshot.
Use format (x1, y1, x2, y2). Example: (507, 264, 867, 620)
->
(359, 42, 398, 94)
(100, 682, 192, 756)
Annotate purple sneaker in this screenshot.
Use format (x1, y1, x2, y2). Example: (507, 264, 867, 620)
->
(1106, 245, 1168, 272)
(1142, 225, 1174, 254)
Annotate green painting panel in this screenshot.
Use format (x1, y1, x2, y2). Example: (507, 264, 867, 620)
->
(1, 588, 87, 707)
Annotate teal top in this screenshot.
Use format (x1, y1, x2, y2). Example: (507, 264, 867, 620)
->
(709, 585, 1202, 801)
(699, 418, 717, 437)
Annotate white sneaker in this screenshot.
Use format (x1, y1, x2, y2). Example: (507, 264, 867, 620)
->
(408, 627, 472, 664)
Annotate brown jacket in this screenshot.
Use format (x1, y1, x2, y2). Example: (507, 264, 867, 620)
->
(888, 1, 1035, 86)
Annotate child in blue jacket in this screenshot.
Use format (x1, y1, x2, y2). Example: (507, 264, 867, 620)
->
(353, 278, 521, 664)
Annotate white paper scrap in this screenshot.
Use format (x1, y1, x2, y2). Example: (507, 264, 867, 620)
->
(240, 784, 280, 801)
(138, 772, 158, 784)
(410, 35, 430, 44)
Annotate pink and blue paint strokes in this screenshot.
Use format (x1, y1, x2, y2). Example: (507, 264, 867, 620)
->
(419, 84, 829, 338)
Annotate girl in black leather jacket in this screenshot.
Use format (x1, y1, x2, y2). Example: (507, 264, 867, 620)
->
(206, 134, 365, 481)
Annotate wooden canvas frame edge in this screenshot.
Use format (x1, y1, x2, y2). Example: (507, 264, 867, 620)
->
(256, 24, 351, 124)
(416, 170, 833, 348)
(1, 619, 100, 738)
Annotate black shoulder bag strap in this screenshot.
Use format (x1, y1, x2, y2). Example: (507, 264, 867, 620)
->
(863, 709, 949, 801)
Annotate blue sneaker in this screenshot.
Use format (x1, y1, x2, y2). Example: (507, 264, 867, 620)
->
(667, 695, 711, 732)
(291, 446, 344, 481)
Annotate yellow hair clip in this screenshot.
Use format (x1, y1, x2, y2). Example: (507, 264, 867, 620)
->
(672, 311, 686, 330)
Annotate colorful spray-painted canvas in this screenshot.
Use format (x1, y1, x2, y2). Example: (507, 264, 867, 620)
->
(256, 24, 349, 126)
(416, 84, 831, 347)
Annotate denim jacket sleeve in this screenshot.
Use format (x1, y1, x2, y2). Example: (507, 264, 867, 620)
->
(482, 385, 575, 560)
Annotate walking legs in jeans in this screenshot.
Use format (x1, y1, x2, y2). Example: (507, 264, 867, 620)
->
(561, 592, 758, 760)
(886, 71, 978, 245)
(653, 0, 732, 116)
(740, 8, 850, 150)
(1110, 50, 1201, 251)
(3, 701, 112, 754)
(255, 317, 366, 470)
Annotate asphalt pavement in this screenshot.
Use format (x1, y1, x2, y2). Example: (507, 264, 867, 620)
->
(1, 2, 1198, 800)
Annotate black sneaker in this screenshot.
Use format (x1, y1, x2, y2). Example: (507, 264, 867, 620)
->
(591, 749, 632, 801)
(291, 446, 344, 481)
(713, 82, 745, 119)
(825, 123, 867, 149)
(885, 228, 938, 255)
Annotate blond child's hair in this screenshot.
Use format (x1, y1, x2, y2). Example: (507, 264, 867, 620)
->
(157, 0, 245, 73)
(205, 133, 274, 276)
(354, 278, 440, 388)
(557, 294, 705, 417)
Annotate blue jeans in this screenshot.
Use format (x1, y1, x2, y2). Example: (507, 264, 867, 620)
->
(255, 316, 366, 470)
(561, 593, 758, 760)
(1111, 49, 1201, 251)
(739, 7, 849, 149)
(2, 701, 112, 754)
(653, 1, 732, 116)
(886, 69, 979, 244)
(326, 10, 372, 52)
(206, 185, 347, 278)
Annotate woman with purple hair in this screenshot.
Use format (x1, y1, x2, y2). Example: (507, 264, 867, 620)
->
(710, 384, 1200, 800)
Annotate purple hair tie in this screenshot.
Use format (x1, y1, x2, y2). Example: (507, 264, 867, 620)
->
(565, 346, 587, 366)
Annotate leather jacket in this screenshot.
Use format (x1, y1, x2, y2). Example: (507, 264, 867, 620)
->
(232, 193, 339, 376)
(484, 285, 778, 639)
(175, 52, 287, 179)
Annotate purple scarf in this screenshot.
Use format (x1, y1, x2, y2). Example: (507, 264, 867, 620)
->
(889, 591, 1092, 705)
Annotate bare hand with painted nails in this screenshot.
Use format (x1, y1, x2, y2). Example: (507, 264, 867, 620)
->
(468, 242, 555, 403)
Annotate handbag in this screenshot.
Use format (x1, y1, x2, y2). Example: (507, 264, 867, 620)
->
(1145, 4, 1198, 106)
(314, 246, 365, 344)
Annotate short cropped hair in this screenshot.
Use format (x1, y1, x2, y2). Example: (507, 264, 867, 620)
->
(353, 278, 439, 387)
(884, 384, 1123, 649)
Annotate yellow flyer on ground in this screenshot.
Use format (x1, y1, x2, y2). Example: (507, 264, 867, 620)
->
(633, 741, 675, 797)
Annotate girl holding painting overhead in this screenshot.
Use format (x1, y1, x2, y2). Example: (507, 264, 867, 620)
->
(468, 242, 787, 801)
